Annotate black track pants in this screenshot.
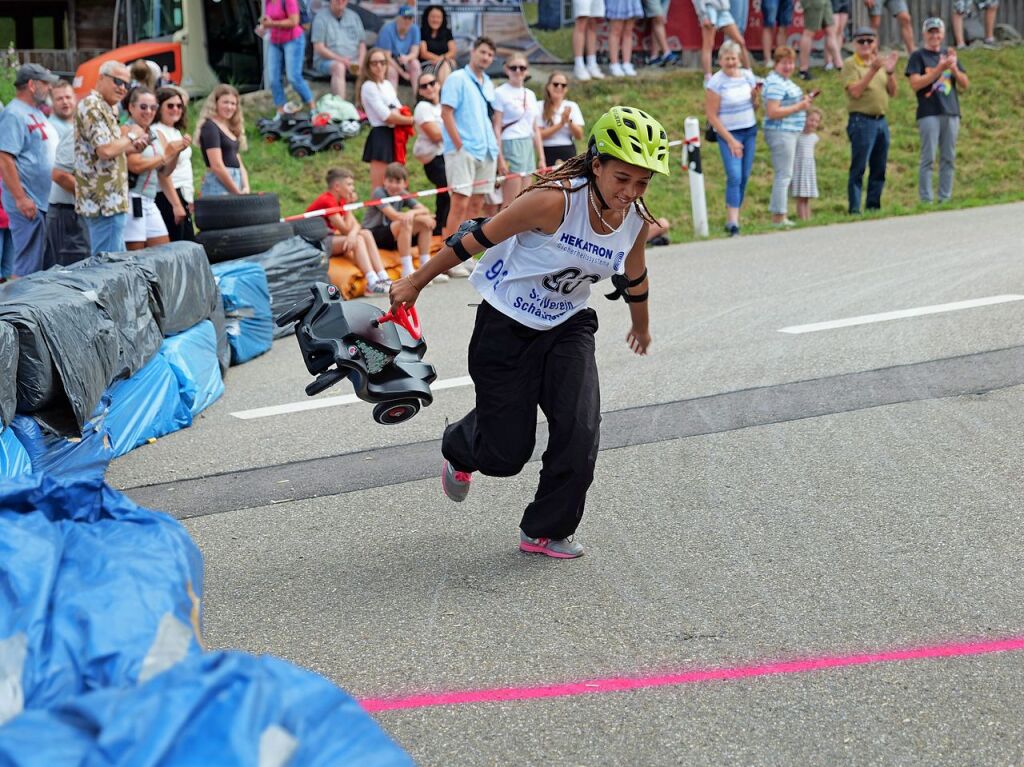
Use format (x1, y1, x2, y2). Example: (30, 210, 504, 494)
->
(442, 301, 601, 539)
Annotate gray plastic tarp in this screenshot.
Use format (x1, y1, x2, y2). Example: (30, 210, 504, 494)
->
(51, 260, 163, 381)
(99, 242, 220, 337)
(0, 321, 17, 427)
(239, 236, 328, 339)
(0, 275, 119, 436)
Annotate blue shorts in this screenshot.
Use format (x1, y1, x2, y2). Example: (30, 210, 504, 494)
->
(761, 0, 795, 27)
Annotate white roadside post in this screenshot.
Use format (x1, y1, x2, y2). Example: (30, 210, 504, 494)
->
(683, 117, 708, 238)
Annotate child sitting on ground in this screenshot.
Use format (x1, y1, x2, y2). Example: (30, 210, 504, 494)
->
(361, 162, 441, 283)
(790, 107, 821, 221)
(306, 167, 392, 296)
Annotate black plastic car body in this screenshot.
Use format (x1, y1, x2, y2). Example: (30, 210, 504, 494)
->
(275, 282, 436, 424)
(258, 113, 312, 143)
(288, 125, 347, 158)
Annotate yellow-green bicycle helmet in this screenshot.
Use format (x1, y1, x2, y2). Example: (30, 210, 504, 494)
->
(588, 106, 670, 176)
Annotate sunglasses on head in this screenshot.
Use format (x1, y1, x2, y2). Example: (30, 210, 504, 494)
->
(855, 37, 874, 44)
(507, 65, 528, 72)
(106, 74, 129, 89)
(550, 82, 568, 89)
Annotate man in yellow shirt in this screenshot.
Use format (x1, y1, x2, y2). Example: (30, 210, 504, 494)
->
(841, 27, 898, 214)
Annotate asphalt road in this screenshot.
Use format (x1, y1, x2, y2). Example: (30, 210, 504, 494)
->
(110, 203, 1024, 766)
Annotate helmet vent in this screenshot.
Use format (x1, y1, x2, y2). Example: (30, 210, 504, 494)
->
(622, 118, 637, 130)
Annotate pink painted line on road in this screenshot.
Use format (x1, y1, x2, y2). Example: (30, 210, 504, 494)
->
(359, 635, 1024, 713)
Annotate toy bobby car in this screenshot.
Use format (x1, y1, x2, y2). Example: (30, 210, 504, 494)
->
(257, 112, 312, 143)
(275, 282, 437, 424)
(288, 123, 347, 158)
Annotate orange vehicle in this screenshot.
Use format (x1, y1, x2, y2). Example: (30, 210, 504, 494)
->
(74, 0, 263, 99)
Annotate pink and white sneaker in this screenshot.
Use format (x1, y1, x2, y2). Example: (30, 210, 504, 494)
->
(519, 531, 584, 559)
(441, 460, 472, 502)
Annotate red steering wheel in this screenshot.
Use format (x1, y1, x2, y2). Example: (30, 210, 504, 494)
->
(375, 304, 422, 340)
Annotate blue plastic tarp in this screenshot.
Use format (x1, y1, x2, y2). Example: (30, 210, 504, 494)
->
(0, 427, 31, 479)
(211, 261, 274, 366)
(0, 651, 412, 767)
(8, 407, 112, 480)
(0, 474, 204, 721)
(160, 321, 224, 417)
(105, 353, 192, 458)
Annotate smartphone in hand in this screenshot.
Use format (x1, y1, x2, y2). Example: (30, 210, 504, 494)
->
(809, 89, 821, 99)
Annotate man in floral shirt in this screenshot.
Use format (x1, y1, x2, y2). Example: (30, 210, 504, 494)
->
(74, 60, 150, 255)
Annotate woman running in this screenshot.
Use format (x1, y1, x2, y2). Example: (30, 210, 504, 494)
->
(388, 106, 669, 559)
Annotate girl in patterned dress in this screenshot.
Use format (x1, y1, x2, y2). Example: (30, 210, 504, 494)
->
(790, 107, 822, 220)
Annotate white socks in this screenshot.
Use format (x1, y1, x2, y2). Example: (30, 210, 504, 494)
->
(585, 54, 598, 67)
(400, 255, 414, 276)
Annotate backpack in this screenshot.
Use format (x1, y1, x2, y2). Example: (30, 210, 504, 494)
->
(315, 94, 360, 123)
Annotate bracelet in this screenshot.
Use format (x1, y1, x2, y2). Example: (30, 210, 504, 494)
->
(406, 275, 422, 292)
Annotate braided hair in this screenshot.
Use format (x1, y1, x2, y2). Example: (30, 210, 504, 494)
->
(523, 147, 660, 226)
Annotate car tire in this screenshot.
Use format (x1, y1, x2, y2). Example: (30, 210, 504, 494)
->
(196, 221, 295, 263)
(194, 193, 281, 231)
(290, 216, 331, 242)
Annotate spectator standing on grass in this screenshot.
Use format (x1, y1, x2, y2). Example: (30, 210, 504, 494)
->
(419, 5, 457, 88)
(312, 0, 367, 102)
(440, 36, 500, 278)
(47, 80, 75, 141)
(826, 0, 851, 71)
(644, 0, 680, 67)
(790, 107, 822, 220)
(358, 47, 415, 191)
(863, 0, 915, 54)
(705, 40, 761, 237)
(153, 87, 196, 241)
(953, 0, 1000, 48)
(413, 71, 451, 242)
(380, 6, 422, 90)
(763, 47, 814, 227)
(761, 0, 794, 68)
(260, 0, 318, 118)
(75, 60, 147, 255)
(537, 72, 584, 168)
(692, 0, 750, 84)
(47, 84, 91, 265)
(0, 64, 58, 277)
(798, 0, 844, 80)
(842, 27, 898, 213)
(196, 84, 250, 197)
(494, 54, 544, 210)
(571, 0, 606, 80)
(606, 0, 642, 77)
(906, 18, 968, 204)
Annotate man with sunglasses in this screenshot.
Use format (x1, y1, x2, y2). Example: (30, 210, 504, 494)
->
(74, 60, 149, 255)
(841, 27, 899, 214)
(0, 63, 58, 277)
(906, 17, 969, 204)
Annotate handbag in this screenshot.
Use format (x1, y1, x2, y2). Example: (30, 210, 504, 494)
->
(704, 121, 717, 143)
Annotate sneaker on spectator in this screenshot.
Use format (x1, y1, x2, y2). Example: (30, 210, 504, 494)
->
(765, 58, 775, 69)
(982, 37, 998, 48)
(364, 280, 389, 296)
(647, 54, 665, 66)
(622, 62, 638, 76)
(587, 62, 605, 79)
(573, 61, 592, 81)
(519, 530, 584, 559)
(447, 263, 472, 278)
(798, 70, 813, 80)
(773, 218, 796, 228)
(609, 62, 626, 77)
(725, 223, 740, 237)
(661, 50, 680, 66)
(441, 460, 472, 502)
(824, 62, 835, 71)
(647, 234, 671, 247)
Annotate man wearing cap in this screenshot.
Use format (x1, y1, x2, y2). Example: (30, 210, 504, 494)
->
(75, 60, 150, 255)
(906, 18, 969, 204)
(379, 6, 422, 89)
(841, 27, 899, 214)
(0, 63, 58, 277)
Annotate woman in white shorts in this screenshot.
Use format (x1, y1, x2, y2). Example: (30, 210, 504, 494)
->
(691, 0, 750, 82)
(494, 54, 544, 209)
(122, 86, 188, 250)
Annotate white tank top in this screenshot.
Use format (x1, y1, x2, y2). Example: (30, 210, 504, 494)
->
(469, 177, 644, 331)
